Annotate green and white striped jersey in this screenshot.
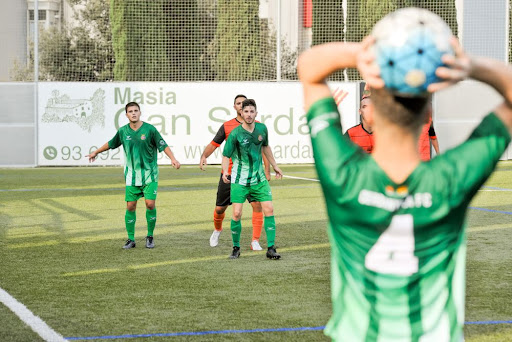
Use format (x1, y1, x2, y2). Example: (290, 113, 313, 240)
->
(108, 122, 168, 186)
(223, 122, 268, 186)
(307, 97, 510, 342)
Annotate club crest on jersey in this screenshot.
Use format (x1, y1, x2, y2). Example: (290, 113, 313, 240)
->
(141, 134, 146, 140)
(385, 185, 408, 197)
(258, 135, 263, 141)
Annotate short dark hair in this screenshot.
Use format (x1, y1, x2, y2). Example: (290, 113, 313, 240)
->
(242, 99, 257, 110)
(371, 88, 430, 131)
(125, 102, 140, 113)
(234, 94, 247, 103)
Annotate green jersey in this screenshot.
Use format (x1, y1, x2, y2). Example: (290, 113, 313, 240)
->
(307, 97, 510, 341)
(108, 122, 168, 186)
(223, 122, 268, 186)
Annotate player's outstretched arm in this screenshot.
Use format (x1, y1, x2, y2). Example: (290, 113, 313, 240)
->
(199, 143, 218, 171)
(262, 146, 282, 180)
(221, 156, 230, 183)
(164, 147, 181, 169)
(86, 142, 109, 162)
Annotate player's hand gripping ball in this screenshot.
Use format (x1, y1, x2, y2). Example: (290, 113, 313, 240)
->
(371, 7, 454, 96)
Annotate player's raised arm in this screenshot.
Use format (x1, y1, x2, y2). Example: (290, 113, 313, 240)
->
(297, 39, 383, 112)
(430, 38, 512, 131)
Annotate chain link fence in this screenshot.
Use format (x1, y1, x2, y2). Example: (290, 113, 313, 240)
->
(2, 0, 507, 83)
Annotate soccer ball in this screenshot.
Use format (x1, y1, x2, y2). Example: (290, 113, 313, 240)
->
(371, 7, 453, 96)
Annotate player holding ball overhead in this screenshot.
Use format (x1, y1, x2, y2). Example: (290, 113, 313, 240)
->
(298, 7, 512, 341)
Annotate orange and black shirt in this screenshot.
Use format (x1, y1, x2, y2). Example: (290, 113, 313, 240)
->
(418, 119, 437, 161)
(345, 124, 374, 154)
(211, 117, 243, 174)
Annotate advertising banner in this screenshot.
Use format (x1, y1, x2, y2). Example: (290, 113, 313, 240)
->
(38, 82, 358, 166)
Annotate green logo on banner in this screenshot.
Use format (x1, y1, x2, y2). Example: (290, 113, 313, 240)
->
(43, 146, 58, 160)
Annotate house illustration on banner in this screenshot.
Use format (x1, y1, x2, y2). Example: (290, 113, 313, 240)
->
(45, 98, 93, 120)
(42, 89, 105, 132)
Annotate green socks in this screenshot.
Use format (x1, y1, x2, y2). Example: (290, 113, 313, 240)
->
(146, 208, 157, 236)
(264, 216, 276, 247)
(231, 219, 242, 247)
(125, 210, 136, 240)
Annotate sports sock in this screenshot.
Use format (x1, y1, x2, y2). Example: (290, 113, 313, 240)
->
(146, 208, 157, 236)
(213, 211, 225, 231)
(252, 211, 263, 241)
(264, 216, 276, 247)
(125, 210, 136, 240)
(230, 219, 242, 247)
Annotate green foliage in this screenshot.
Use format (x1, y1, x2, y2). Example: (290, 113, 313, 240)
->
(312, 0, 345, 81)
(11, 0, 114, 82)
(213, 0, 262, 81)
(314, 0, 459, 81)
(110, 0, 201, 81)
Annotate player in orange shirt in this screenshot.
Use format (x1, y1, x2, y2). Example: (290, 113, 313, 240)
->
(344, 88, 375, 153)
(199, 94, 270, 250)
(418, 101, 440, 160)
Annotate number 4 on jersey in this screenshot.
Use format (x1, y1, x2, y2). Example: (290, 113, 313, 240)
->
(365, 214, 419, 276)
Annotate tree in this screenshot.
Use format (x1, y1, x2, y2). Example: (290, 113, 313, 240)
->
(12, 0, 114, 81)
(213, 0, 262, 80)
(110, 0, 201, 81)
(312, 0, 344, 80)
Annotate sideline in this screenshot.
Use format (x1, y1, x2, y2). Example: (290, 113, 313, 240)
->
(65, 321, 512, 340)
(0, 287, 67, 341)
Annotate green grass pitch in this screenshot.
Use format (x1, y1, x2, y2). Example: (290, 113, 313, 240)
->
(0, 163, 511, 341)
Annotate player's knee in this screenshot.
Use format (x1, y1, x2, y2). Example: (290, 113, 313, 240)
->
(126, 202, 137, 211)
(251, 202, 263, 212)
(232, 211, 242, 221)
(215, 206, 227, 215)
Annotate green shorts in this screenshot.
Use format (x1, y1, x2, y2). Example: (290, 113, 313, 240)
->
(125, 182, 158, 202)
(231, 181, 272, 203)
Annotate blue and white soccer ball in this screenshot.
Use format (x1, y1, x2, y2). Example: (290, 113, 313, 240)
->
(371, 7, 454, 96)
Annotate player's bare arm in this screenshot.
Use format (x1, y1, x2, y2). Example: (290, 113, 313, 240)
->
(221, 156, 230, 183)
(164, 146, 181, 169)
(86, 142, 110, 162)
(262, 153, 271, 181)
(199, 143, 218, 171)
(262, 145, 282, 180)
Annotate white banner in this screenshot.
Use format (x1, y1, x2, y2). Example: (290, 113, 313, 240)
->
(38, 82, 358, 166)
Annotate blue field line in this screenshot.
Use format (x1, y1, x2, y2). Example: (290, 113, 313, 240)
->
(481, 185, 512, 191)
(65, 321, 512, 340)
(466, 320, 512, 325)
(469, 206, 512, 215)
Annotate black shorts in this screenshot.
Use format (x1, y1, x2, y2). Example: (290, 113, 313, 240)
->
(215, 173, 255, 207)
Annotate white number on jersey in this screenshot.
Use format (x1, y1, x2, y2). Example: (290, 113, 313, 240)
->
(365, 214, 419, 276)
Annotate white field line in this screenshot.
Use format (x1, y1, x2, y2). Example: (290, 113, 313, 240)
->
(274, 173, 320, 182)
(275, 173, 512, 191)
(0, 287, 67, 341)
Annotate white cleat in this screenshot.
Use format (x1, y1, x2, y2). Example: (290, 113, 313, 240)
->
(250, 240, 263, 251)
(210, 230, 222, 247)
